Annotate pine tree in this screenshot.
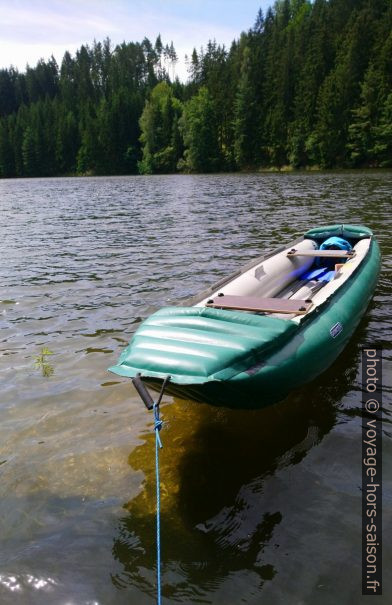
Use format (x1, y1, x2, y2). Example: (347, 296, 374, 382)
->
(372, 92, 392, 167)
(0, 119, 15, 176)
(22, 126, 37, 176)
(233, 46, 257, 168)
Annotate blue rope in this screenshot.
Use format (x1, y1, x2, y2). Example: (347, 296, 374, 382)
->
(153, 402, 163, 605)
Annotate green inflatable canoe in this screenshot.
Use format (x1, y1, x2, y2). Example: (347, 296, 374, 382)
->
(109, 224, 380, 409)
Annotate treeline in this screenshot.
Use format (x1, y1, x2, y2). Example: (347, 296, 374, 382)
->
(0, 0, 391, 178)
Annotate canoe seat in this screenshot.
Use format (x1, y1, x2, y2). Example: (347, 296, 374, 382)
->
(287, 249, 355, 258)
(206, 295, 313, 315)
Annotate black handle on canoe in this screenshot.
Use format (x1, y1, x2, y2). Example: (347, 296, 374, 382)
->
(132, 374, 154, 410)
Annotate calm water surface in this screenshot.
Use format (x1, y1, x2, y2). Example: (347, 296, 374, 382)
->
(0, 173, 391, 604)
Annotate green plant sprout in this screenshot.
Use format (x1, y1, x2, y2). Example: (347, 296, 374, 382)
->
(34, 347, 54, 377)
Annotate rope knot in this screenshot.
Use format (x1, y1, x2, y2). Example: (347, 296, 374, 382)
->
(153, 403, 163, 449)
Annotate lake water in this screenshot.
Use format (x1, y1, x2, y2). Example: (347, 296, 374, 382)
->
(0, 173, 391, 604)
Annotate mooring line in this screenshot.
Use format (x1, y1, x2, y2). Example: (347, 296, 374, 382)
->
(132, 374, 170, 604)
(153, 401, 163, 605)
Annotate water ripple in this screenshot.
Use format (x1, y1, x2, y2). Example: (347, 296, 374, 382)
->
(0, 173, 391, 604)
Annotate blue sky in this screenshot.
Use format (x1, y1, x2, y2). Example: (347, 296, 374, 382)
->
(0, 0, 272, 80)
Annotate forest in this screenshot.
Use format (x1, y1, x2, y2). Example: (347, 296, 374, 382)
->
(0, 0, 391, 178)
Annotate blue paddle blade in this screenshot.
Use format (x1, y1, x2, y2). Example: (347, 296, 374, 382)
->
(318, 270, 336, 282)
(302, 266, 329, 280)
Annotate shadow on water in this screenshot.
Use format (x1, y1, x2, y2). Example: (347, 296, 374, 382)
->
(111, 336, 362, 602)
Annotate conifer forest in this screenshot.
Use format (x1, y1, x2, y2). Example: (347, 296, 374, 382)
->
(0, 0, 391, 178)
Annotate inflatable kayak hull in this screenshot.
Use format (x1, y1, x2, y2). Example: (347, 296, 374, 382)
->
(109, 224, 380, 408)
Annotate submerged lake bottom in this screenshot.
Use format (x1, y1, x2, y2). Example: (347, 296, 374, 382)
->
(0, 172, 391, 604)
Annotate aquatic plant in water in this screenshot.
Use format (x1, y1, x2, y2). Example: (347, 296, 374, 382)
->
(34, 347, 54, 377)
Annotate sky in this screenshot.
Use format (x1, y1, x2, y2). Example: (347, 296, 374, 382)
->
(0, 0, 272, 81)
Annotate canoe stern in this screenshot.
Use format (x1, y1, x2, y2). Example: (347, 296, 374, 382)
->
(108, 306, 297, 385)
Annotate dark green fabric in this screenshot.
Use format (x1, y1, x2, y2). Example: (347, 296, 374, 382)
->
(304, 224, 373, 241)
(109, 306, 297, 384)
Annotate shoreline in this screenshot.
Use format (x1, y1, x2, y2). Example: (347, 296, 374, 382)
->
(1, 166, 392, 180)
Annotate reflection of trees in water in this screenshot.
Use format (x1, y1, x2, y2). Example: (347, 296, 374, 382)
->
(111, 340, 360, 601)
